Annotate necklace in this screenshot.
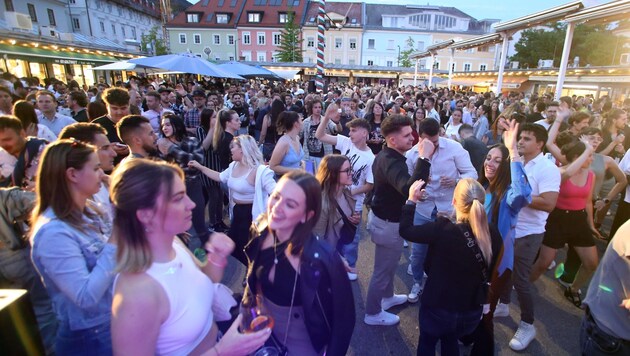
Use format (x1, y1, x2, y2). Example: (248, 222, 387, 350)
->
(272, 232, 280, 265)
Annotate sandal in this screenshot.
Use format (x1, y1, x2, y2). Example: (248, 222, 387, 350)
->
(564, 286, 583, 309)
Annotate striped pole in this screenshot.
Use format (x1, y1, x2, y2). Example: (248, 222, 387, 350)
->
(316, 0, 325, 92)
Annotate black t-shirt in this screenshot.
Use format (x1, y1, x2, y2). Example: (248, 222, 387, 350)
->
(72, 108, 88, 123)
(306, 122, 324, 157)
(462, 136, 489, 173)
(232, 104, 250, 128)
(92, 115, 121, 144)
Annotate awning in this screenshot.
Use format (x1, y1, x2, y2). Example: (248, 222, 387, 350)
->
(353, 71, 397, 79)
(303, 68, 350, 76)
(0, 44, 118, 65)
(267, 69, 301, 80)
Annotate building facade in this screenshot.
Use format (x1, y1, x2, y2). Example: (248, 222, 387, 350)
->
(301, 2, 363, 66)
(235, 0, 308, 62)
(166, 0, 244, 60)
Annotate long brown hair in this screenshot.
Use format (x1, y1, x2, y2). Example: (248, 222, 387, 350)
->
(253, 171, 321, 256)
(110, 159, 184, 273)
(316, 154, 350, 215)
(453, 178, 493, 265)
(31, 139, 98, 231)
(212, 109, 236, 151)
(478, 144, 510, 225)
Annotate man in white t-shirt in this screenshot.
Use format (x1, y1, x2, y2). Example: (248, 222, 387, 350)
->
(534, 101, 559, 131)
(496, 123, 560, 351)
(143, 91, 173, 135)
(316, 112, 374, 281)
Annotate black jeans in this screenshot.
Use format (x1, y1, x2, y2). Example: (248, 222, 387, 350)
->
(580, 308, 630, 355)
(229, 203, 253, 266)
(418, 305, 482, 356)
(203, 184, 224, 226)
(186, 176, 209, 245)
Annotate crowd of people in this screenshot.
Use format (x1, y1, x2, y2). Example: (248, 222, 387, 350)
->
(0, 69, 629, 356)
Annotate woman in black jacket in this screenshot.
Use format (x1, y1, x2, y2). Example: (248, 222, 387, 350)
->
(243, 171, 354, 356)
(400, 176, 502, 356)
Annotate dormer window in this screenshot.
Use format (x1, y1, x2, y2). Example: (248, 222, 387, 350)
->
(186, 13, 201, 23)
(216, 13, 229, 24)
(248, 12, 262, 23)
(279, 12, 288, 24)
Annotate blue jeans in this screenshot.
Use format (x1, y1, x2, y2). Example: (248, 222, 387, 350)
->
(418, 305, 482, 356)
(341, 213, 362, 268)
(580, 310, 629, 355)
(0, 246, 58, 354)
(55, 321, 112, 356)
(410, 208, 437, 283)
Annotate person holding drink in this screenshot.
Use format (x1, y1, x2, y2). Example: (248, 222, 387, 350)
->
(110, 159, 270, 355)
(243, 171, 355, 355)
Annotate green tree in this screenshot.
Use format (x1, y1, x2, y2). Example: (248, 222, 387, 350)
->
(276, 12, 303, 62)
(398, 36, 416, 67)
(141, 26, 168, 55)
(510, 22, 621, 68)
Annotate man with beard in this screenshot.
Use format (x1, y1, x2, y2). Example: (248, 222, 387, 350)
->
(230, 92, 249, 135)
(143, 91, 172, 135)
(116, 115, 159, 164)
(184, 90, 207, 134)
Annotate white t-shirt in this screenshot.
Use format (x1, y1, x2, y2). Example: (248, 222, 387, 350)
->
(515, 152, 561, 238)
(335, 135, 374, 210)
(534, 119, 552, 131)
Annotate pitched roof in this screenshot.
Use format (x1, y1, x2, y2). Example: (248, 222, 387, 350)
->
(236, 0, 308, 28)
(166, 0, 247, 29)
(303, 2, 363, 28)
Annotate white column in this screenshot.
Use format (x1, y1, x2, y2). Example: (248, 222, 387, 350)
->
(447, 48, 454, 89)
(428, 54, 434, 88)
(496, 32, 509, 94)
(413, 58, 419, 87)
(555, 22, 575, 100)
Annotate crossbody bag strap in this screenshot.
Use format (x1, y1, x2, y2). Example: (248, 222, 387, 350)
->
(456, 223, 489, 282)
(283, 265, 299, 346)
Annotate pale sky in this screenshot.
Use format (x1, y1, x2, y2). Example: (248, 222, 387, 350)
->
(186, 0, 607, 22)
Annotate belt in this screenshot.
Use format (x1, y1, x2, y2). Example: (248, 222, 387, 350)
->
(585, 307, 630, 346)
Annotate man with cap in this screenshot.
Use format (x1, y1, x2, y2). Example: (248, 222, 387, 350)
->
(157, 87, 172, 110)
(184, 89, 207, 134)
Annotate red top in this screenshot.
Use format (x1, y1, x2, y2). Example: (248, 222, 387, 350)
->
(556, 171, 594, 210)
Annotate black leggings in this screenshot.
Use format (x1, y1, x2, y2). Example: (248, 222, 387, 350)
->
(228, 203, 253, 266)
(203, 184, 224, 226)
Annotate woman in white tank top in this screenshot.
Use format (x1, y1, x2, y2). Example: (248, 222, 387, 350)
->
(110, 159, 270, 355)
(189, 135, 276, 265)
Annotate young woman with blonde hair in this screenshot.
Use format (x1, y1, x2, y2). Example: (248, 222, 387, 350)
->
(110, 159, 270, 355)
(400, 175, 502, 356)
(189, 135, 275, 265)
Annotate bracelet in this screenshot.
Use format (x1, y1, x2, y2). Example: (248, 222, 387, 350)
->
(208, 254, 228, 268)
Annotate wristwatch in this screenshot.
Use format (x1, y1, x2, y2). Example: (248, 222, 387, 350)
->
(602, 198, 611, 204)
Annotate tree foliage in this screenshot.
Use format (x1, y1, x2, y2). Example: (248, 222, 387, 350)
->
(398, 37, 416, 67)
(510, 22, 622, 68)
(277, 12, 303, 62)
(141, 26, 168, 55)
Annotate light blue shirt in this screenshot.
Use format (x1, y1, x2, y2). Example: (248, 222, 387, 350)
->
(37, 113, 76, 136)
(30, 207, 116, 330)
(406, 137, 478, 219)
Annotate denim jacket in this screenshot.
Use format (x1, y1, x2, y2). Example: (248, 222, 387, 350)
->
(30, 207, 116, 330)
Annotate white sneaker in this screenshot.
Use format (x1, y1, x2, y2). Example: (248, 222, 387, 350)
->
(407, 283, 422, 303)
(381, 294, 407, 311)
(547, 260, 557, 270)
(494, 302, 509, 318)
(364, 310, 400, 326)
(509, 321, 536, 351)
(347, 272, 358, 281)
(403, 240, 409, 248)
(407, 264, 413, 276)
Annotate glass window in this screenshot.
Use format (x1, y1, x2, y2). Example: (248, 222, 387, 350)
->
(27, 4, 37, 22)
(72, 17, 80, 29)
(194, 34, 201, 44)
(258, 53, 266, 61)
(216, 14, 228, 24)
(47, 9, 56, 26)
(4, 0, 13, 11)
(187, 13, 200, 23)
(100, 21, 105, 33)
(243, 32, 251, 45)
(307, 37, 314, 48)
(257, 32, 265, 45)
(335, 38, 342, 49)
(479, 64, 487, 71)
(279, 13, 288, 23)
(368, 39, 375, 49)
(112, 24, 116, 35)
(213, 34, 220, 45)
(464, 63, 471, 72)
(386, 61, 393, 67)
(273, 33, 281, 46)
(228, 35, 235, 45)
(248, 13, 261, 23)
(179, 33, 186, 44)
(349, 38, 356, 50)
(131, 27, 136, 39)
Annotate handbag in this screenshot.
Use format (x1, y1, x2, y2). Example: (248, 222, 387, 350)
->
(456, 224, 490, 305)
(335, 202, 358, 245)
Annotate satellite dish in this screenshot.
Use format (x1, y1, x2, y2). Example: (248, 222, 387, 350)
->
(203, 47, 212, 55)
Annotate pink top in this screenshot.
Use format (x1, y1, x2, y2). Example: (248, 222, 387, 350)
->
(556, 171, 594, 210)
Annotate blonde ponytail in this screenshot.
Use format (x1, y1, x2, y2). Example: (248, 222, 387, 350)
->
(469, 199, 493, 266)
(454, 178, 493, 266)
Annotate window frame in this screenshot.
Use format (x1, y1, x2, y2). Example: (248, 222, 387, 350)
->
(27, 3, 38, 23)
(179, 33, 187, 44)
(47, 8, 56, 26)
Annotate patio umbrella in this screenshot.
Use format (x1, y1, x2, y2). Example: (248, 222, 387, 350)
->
(128, 53, 244, 80)
(92, 61, 164, 73)
(218, 61, 284, 80)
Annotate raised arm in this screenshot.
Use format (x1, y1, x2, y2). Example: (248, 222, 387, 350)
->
(188, 160, 221, 182)
(560, 136, 594, 181)
(315, 112, 338, 146)
(259, 114, 270, 144)
(546, 108, 569, 165)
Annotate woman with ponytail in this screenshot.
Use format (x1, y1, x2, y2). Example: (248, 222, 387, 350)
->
(400, 176, 502, 356)
(212, 109, 241, 171)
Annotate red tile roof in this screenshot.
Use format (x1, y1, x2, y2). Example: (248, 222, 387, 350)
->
(236, 0, 308, 28)
(303, 1, 363, 27)
(166, 0, 247, 28)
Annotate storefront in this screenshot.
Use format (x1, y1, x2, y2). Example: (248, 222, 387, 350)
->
(0, 43, 118, 87)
